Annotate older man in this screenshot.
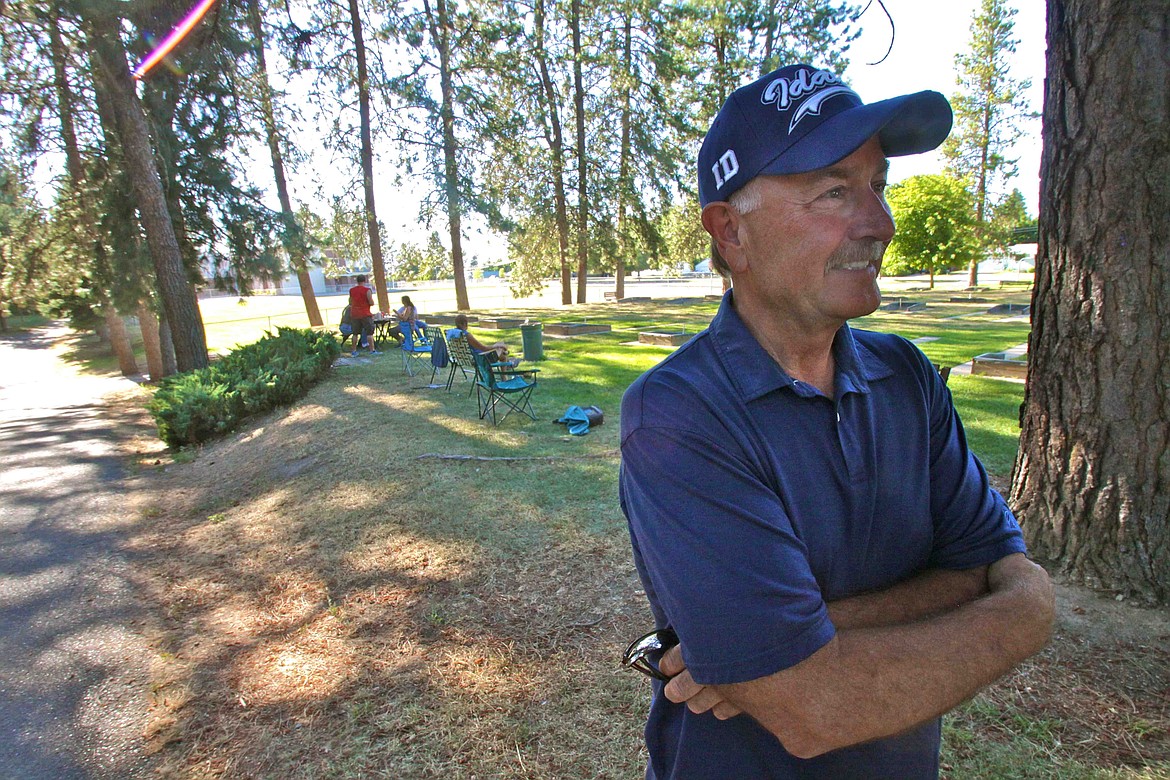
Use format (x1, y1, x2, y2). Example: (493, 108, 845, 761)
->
(619, 63, 1053, 779)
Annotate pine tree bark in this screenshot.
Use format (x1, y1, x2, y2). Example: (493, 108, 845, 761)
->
(49, 4, 138, 376)
(137, 303, 164, 382)
(533, 0, 573, 305)
(613, 12, 633, 302)
(102, 306, 139, 375)
(84, 10, 208, 373)
(158, 311, 178, 377)
(1009, 0, 1170, 603)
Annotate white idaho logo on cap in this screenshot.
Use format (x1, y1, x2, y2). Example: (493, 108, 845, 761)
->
(711, 149, 739, 189)
(761, 68, 860, 133)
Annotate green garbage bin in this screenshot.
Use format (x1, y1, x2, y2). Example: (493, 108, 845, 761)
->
(520, 322, 544, 361)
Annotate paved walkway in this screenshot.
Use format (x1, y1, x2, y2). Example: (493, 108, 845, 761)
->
(0, 326, 155, 779)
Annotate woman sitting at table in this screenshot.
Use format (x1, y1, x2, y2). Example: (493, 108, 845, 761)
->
(395, 295, 426, 339)
(446, 314, 517, 366)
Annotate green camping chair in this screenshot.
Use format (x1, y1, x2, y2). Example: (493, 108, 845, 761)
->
(472, 350, 539, 424)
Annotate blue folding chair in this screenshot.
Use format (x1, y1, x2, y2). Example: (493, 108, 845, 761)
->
(400, 321, 432, 376)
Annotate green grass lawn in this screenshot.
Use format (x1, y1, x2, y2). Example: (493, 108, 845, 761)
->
(199, 292, 352, 352)
(1, 313, 53, 331)
(58, 287, 1032, 476)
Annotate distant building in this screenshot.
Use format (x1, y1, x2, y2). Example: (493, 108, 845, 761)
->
(280, 248, 373, 295)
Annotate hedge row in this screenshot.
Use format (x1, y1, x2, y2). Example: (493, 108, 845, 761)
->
(149, 327, 343, 448)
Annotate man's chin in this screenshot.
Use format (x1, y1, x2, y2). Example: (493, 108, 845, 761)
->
(839, 288, 882, 321)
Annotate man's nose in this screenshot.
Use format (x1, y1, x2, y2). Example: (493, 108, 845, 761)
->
(853, 190, 895, 244)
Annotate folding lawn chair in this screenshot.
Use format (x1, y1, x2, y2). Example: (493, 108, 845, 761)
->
(472, 350, 539, 425)
(400, 320, 432, 376)
(425, 326, 448, 386)
(444, 333, 477, 394)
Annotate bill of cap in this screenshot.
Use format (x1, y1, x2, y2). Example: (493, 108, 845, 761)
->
(756, 90, 953, 178)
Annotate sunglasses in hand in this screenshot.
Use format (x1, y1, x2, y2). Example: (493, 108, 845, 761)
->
(621, 627, 680, 681)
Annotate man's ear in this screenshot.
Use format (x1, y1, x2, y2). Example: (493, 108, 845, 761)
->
(702, 203, 748, 273)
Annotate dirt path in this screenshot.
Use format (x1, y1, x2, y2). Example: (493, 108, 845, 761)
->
(0, 325, 156, 779)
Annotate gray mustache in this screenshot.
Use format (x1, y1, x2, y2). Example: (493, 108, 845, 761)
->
(827, 241, 885, 269)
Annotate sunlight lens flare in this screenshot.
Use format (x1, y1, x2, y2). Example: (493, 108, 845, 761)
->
(131, 0, 220, 81)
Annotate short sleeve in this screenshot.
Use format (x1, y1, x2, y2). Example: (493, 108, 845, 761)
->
(922, 357, 1026, 569)
(621, 425, 835, 686)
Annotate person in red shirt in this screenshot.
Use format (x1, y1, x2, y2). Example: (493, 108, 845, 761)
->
(348, 275, 379, 356)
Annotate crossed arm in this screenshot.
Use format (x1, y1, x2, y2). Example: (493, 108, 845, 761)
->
(659, 553, 1054, 759)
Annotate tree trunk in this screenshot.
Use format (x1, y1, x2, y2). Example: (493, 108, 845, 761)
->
(425, 0, 470, 311)
(246, 0, 322, 326)
(348, 0, 390, 314)
(48, 7, 82, 184)
(137, 302, 165, 382)
(158, 311, 178, 377)
(85, 11, 208, 373)
(614, 11, 633, 302)
(51, 2, 136, 375)
(534, 0, 573, 305)
(968, 107, 992, 289)
(102, 306, 139, 376)
(1009, 0, 1170, 603)
(571, 0, 588, 304)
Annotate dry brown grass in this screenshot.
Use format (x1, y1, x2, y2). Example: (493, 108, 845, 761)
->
(109, 355, 1170, 779)
(120, 366, 650, 779)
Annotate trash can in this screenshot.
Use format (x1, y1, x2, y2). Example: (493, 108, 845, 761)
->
(520, 322, 544, 361)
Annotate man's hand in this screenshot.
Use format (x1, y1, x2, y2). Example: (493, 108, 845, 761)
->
(659, 644, 742, 720)
(651, 555, 1054, 754)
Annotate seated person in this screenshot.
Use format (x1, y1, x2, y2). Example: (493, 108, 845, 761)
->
(375, 311, 404, 346)
(446, 314, 518, 366)
(395, 295, 426, 338)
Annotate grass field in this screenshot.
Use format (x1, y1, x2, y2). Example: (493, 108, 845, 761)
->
(102, 287, 1169, 779)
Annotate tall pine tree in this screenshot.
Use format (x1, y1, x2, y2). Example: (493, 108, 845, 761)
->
(942, 0, 1033, 288)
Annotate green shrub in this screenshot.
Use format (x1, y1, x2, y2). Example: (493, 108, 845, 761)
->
(149, 327, 342, 447)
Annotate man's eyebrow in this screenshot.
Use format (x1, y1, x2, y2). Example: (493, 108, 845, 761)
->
(807, 159, 891, 183)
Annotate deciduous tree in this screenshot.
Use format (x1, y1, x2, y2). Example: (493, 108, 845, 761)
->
(884, 174, 980, 287)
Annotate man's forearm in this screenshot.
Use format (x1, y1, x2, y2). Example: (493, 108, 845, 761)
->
(660, 566, 990, 724)
(828, 565, 989, 630)
(713, 554, 1054, 759)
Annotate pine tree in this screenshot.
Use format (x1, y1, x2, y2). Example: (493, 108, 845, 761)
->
(245, 0, 323, 327)
(942, 0, 1033, 288)
(1010, 0, 1170, 603)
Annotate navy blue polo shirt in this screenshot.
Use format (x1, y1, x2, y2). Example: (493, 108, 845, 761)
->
(619, 292, 1025, 779)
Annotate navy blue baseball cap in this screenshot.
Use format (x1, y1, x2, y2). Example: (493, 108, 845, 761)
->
(698, 64, 953, 206)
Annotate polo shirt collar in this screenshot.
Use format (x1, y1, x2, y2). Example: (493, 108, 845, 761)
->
(708, 290, 895, 403)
